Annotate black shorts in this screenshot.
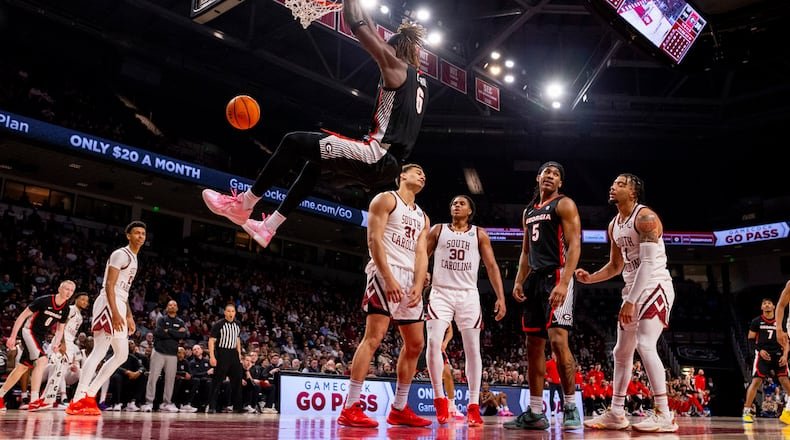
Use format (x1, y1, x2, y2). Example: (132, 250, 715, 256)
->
(753, 349, 789, 378)
(20, 328, 46, 367)
(521, 269, 575, 339)
(481, 404, 499, 416)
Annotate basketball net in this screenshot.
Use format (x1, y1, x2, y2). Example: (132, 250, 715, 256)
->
(285, 0, 344, 29)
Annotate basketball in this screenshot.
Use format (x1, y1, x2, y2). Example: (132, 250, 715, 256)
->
(226, 95, 260, 130)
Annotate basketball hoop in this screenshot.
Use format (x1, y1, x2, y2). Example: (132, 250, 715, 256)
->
(285, 0, 343, 29)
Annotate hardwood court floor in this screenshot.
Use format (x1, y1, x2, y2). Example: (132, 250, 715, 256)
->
(0, 410, 786, 439)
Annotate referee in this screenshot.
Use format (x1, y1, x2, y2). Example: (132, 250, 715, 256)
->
(207, 303, 242, 413)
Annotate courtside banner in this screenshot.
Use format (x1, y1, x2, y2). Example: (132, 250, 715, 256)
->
(279, 373, 393, 416)
(713, 222, 789, 247)
(279, 373, 583, 417)
(0, 109, 368, 227)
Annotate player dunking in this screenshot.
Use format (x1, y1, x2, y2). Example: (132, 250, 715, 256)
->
(576, 173, 678, 432)
(741, 298, 790, 424)
(0, 280, 75, 412)
(42, 291, 89, 407)
(202, 0, 428, 249)
(337, 164, 431, 428)
(504, 161, 582, 431)
(426, 195, 506, 426)
(67, 221, 146, 416)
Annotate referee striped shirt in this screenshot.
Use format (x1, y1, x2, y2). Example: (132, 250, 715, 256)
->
(210, 319, 240, 350)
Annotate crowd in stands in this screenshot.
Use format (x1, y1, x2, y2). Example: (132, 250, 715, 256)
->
(0, 203, 716, 416)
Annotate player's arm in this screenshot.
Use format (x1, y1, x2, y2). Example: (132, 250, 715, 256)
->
(104, 263, 125, 331)
(6, 307, 33, 350)
(478, 227, 507, 321)
(426, 223, 441, 258)
(126, 300, 135, 334)
(50, 322, 66, 353)
(747, 329, 770, 361)
(407, 213, 431, 308)
(512, 209, 531, 303)
(343, 0, 405, 86)
(776, 280, 790, 346)
(575, 220, 624, 283)
(367, 192, 402, 302)
(621, 207, 663, 324)
(550, 196, 582, 308)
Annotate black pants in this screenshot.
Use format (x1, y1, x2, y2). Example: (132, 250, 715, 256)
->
(208, 350, 242, 411)
(548, 382, 564, 412)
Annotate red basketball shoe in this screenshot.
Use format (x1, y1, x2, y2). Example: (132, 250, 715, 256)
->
(467, 403, 484, 427)
(387, 405, 432, 427)
(434, 397, 449, 424)
(337, 402, 379, 428)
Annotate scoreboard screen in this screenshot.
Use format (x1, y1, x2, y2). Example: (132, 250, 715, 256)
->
(603, 0, 707, 63)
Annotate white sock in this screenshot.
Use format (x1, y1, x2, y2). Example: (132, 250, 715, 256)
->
(654, 394, 670, 415)
(426, 320, 449, 399)
(345, 379, 363, 408)
(31, 391, 39, 402)
(530, 396, 543, 414)
(393, 383, 411, 410)
(564, 394, 575, 408)
(611, 395, 627, 415)
(264, 211, 286, 232)
(241, 190, 260, 210)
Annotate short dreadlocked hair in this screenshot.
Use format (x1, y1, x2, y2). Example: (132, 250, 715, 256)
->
(387, 21, 425, 68)
(620, 173, 645, 203)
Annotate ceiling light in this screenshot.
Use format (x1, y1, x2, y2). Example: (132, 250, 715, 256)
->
(546, 82, 564, 99)
(551, 101, 561, 109)
(416, 8, 430, 21)
(76, 182, 88, 187)
(379, 5, 389, 14)
(212, 31, 224, 40)
(489, 65, 501, 76)
(505, 59, 515, 68)
(0, 164, 11, 170)
(68, 163, 82, 169)
(504, 74, 514, 83)
(490, 51, 501, 60)
(426, 31, 442, 46)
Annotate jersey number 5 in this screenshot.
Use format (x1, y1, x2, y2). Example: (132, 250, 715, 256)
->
(530, 224, 540, 242)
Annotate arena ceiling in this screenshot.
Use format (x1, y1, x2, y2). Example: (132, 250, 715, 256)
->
(1, 0, 789, 234)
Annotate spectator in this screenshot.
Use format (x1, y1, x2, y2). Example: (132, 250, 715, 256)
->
(141, 300, 188, 413)
(173, 347, 199, 412)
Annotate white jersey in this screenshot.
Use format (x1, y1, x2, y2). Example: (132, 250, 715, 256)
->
(611, 204, 671, 297)
(432, 224, 481, 290)
(64, 305, 83, 352)
(365, 191, 426, 273)
(100, 246, 138, 302)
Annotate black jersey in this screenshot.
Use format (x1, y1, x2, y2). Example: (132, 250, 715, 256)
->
(367, 66, 427, 162)
(750, 315, 783, 352)
(523, 196, 567, 272)
(26, 294, 69, 337)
